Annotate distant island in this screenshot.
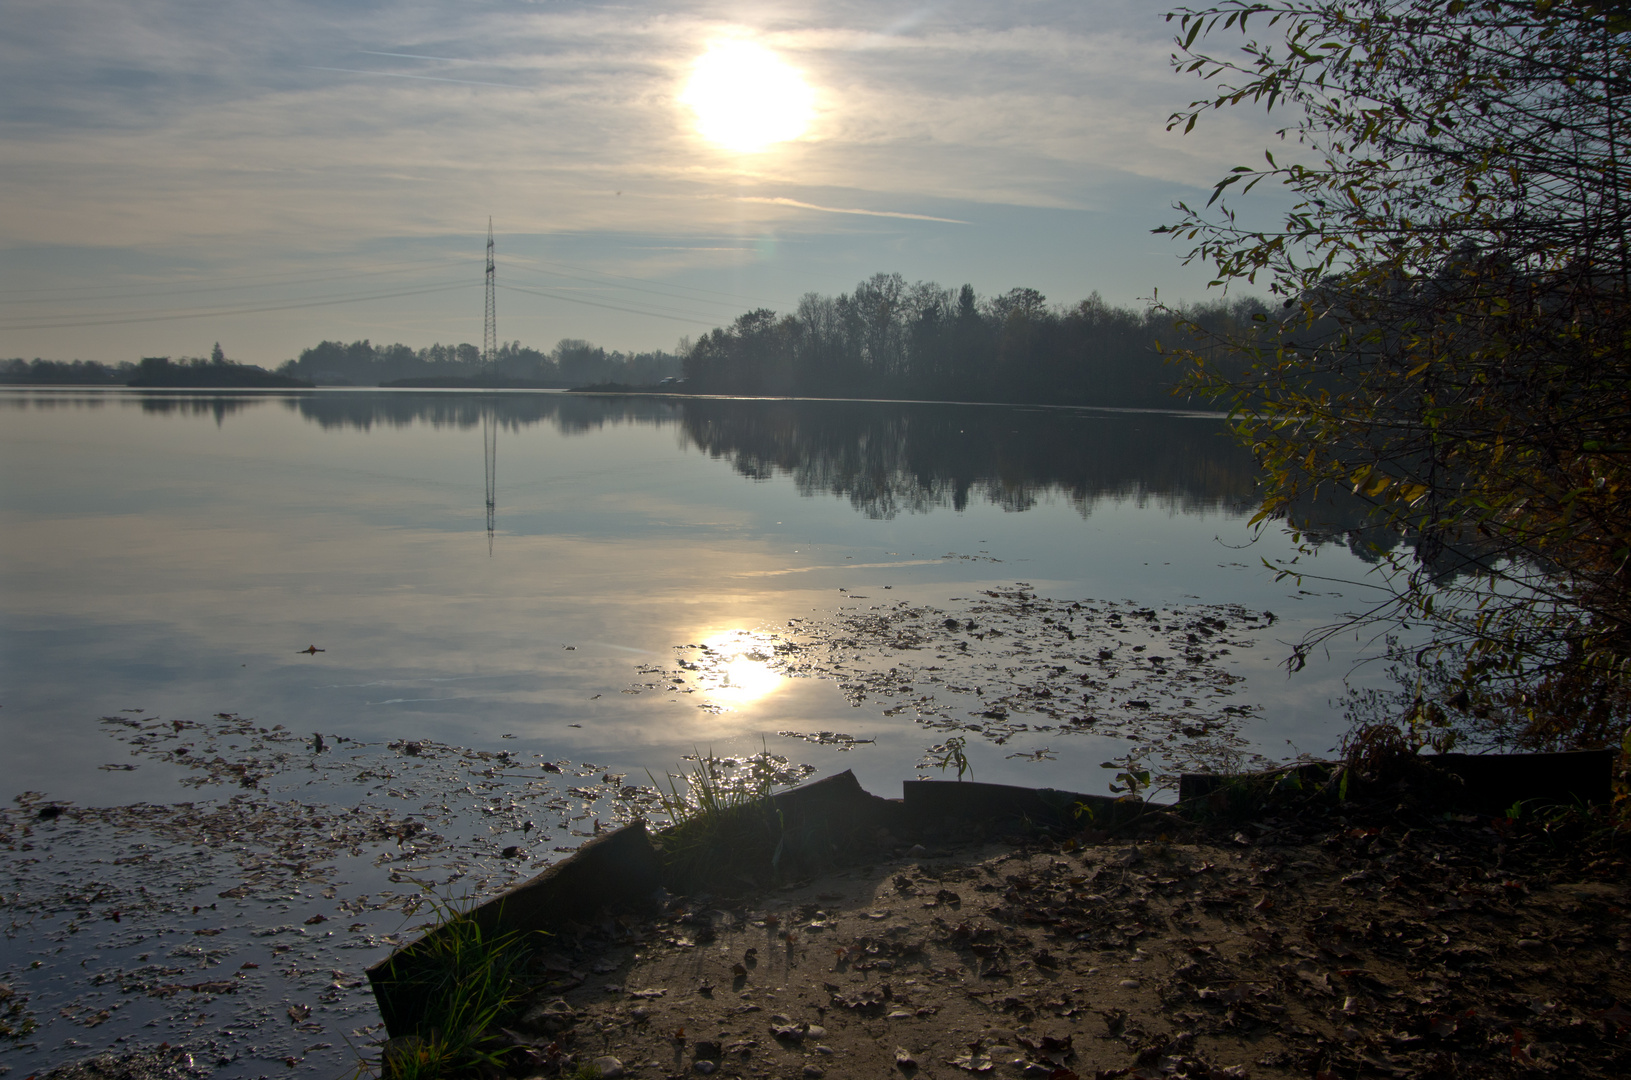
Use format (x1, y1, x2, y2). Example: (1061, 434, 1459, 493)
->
(127, 354, 313, 389)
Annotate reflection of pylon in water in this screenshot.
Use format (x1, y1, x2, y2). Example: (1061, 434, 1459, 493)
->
(481, 219, 498, 555)
(483, 409, 497, 555)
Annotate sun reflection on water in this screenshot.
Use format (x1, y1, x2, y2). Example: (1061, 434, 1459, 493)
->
(695, 629, 786, 706)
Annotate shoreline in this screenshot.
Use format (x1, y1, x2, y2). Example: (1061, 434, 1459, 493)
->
(360, 755, 1629, 1079)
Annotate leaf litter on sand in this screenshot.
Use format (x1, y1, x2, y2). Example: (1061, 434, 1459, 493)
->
(0, 713, 672, 1078)
(497, 786, 1631, 1080)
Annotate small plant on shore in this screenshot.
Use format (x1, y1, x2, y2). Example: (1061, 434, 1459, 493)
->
(1100, 755, 1150, 799)
(648, 749, 786, 889)
(373, 893, 546, 1079)
(648, 748, 775, 827)
(922, 736, 973, 781)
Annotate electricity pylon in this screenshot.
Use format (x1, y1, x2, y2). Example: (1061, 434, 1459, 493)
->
(483, 217, 497, 366)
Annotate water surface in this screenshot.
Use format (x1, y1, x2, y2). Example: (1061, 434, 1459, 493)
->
(2, 389, 1396, 796)
(0, 388, 1395, 1073)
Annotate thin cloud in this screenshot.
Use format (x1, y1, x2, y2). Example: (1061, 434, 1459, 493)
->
(305, 66, 524, 89)
(358, 51, 480, 64)
(738, 197, 970, 224)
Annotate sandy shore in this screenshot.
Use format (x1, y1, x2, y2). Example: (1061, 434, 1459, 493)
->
(494, 796, 1630, 1080)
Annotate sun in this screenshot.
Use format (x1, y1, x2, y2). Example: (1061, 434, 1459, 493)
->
(680, 41, 815, 153)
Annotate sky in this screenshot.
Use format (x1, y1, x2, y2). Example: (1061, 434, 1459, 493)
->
(0, 0, 1289, 367)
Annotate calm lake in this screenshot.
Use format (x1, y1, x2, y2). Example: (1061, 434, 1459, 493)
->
(0, 388, 1398, 1073)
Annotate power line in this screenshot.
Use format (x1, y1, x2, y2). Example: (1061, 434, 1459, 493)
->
(501, 256, 780, 308)
(496, 283, 723, 326)
(500, 264, 751, 317)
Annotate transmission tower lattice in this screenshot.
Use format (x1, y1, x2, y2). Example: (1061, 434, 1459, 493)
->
(483, 217, 497, 365)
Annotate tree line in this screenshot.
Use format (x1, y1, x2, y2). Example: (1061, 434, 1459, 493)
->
(2, 338, 684, 388)
(274, 338, 682, 387)
(3, 282, 1254, 406)
(0, 358, 131, 384)
(680, 274, 1261, 407)
(0, 343, 310, 387)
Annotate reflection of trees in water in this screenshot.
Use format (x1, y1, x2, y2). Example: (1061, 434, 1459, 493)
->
(136, 395, 269, 426)
(0, 392, 116, 414)
(677, 400, 1260, 520)
(281, 393, 1261, 519)
(280, 392, 683, 435)
(6, 392, 1453, 564)
(0, 391, 264, 425)
(272, 393, 1262, 523)
(11, 389, 1266, 520)
(1287, 489, 1501, 583)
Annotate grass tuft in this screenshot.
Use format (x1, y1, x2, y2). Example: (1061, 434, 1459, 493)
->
(648, 749, 788, 891)
(373, 893, 547, 1079)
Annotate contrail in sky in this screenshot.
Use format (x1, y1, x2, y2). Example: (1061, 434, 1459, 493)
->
(359, 50, 479, 63)
(307, 66, 521, 89)
(738, 197, 970, 224)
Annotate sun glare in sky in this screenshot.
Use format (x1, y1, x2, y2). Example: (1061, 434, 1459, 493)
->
(680, 40, 815, 153)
